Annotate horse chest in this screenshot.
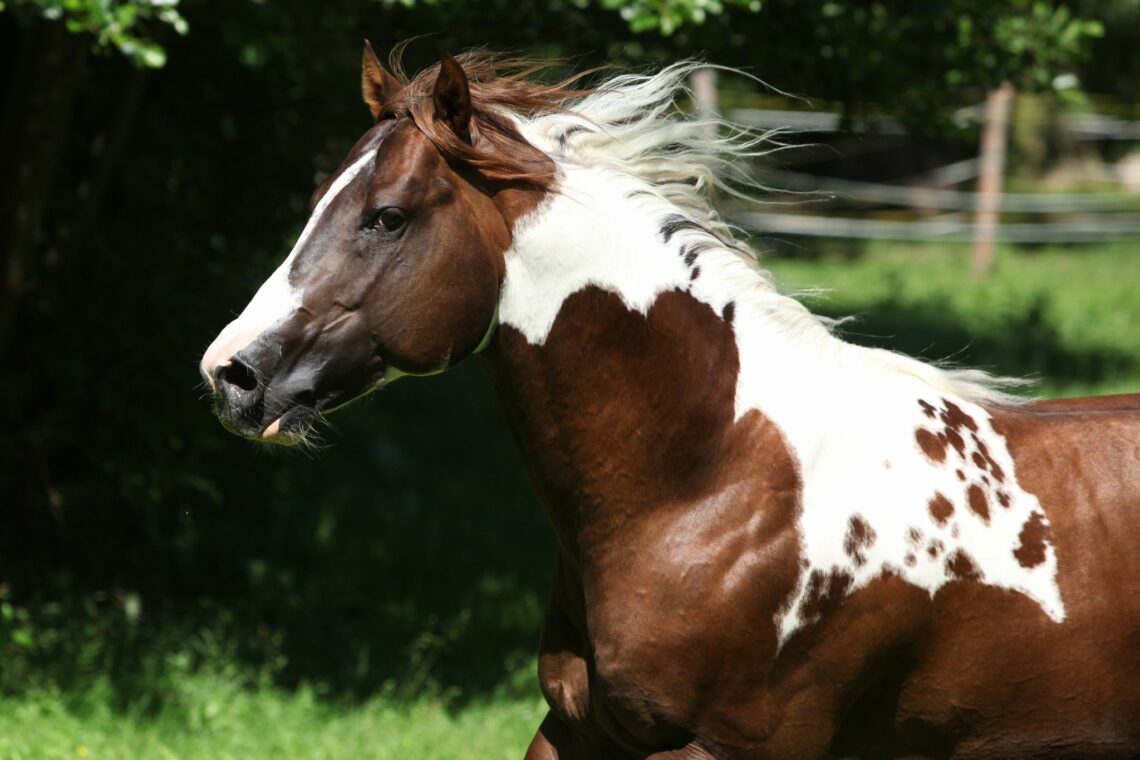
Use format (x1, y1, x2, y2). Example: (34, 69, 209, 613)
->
(552, 489, 804, 749)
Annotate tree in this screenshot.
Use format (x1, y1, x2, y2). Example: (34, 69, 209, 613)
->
(0, 0, 187, 66)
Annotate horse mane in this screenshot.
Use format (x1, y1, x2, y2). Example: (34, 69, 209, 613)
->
(391, 47, 1030, 406)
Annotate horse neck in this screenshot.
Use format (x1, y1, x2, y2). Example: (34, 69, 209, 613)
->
(482, 162, 876, 558)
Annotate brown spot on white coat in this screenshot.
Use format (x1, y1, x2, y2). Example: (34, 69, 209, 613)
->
(1014, 511, 1051, 568)
(967, 484, 991, 524)
(928, 492, 954, 526)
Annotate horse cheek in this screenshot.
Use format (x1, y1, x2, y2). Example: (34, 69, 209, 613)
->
(367, 246, 498, 374)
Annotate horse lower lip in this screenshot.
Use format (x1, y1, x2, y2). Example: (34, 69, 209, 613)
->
(262, 418, 283, 438)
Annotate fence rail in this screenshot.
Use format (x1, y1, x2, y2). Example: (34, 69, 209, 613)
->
(726, 107, 1140, 140)
(755, 168, 1140, 213)
(732, 209, 1140, 243)
(1064, 114, 1140, 141)
(700, 81, 1140, 246)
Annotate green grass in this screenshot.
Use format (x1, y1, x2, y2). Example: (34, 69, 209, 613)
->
(0, 673, 547, 760)
(3, 240, 1138, 759)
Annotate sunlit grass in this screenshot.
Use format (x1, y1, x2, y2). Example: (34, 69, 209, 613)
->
(764, 240, 1140, 398)
(0, 672, 546, 760)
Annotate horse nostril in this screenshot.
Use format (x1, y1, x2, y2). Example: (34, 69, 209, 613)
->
(216, 356, 259, 392)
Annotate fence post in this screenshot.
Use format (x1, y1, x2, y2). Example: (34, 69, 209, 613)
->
(973, 82, 1014, 276)
(690, 67, 719, 131)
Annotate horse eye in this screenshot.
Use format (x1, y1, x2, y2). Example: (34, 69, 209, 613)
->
(369, 207, 406, 231)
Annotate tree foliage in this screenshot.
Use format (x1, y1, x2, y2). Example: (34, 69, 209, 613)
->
(1, 0, 187, 67)
(2, 1, 1105, 103)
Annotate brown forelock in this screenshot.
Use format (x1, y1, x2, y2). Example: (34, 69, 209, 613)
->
(380, 45, 602, 185)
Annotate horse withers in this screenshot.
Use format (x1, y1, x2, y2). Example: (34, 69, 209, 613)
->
(200, 45, 1140, 759)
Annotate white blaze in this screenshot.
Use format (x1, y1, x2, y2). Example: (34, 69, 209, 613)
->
(200, 148, 378, 388)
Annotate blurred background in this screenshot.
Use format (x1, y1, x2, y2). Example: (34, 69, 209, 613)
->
(1, 1, 1138, 756)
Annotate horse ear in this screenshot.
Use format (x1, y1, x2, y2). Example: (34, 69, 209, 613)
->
(361, 39, 403, 120)
(432, 54, 473, 144)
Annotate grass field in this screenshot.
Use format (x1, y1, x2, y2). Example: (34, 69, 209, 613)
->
(0, 673, 546, 759)
(3, 241, 1138, 759)
(765, 240, 1140, 398)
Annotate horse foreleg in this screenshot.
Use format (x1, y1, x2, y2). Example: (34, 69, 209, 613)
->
(524, 711, 593, 760)
(526, 712, 723, 760)
(644, 743, 718, 759)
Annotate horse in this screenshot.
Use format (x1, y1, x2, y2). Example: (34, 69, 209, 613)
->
(199, 44, 1140, 759)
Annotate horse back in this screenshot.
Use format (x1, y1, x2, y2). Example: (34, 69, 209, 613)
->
(904, 396, 1140, 757)
(994, 394, 1140, 618)
(995, 394, 1140, 523)
(1026, 392, 1140, 414)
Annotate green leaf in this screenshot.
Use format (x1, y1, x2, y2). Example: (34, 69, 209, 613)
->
(11, 628, 34, 649)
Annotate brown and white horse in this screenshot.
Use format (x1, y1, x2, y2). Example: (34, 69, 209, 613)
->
(200, 45, 1140, 758)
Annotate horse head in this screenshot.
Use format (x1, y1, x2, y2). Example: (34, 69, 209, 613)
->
(200, 44, 552, 443)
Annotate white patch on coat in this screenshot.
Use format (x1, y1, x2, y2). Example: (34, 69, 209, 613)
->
(500, 165, 698, 340)
(200, 148, 377, 385)
(499, 155, 1065, 645)
(766, 389, 1064, 644)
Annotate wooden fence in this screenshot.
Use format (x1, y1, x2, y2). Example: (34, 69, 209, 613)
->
(689, 70, 1140, 269)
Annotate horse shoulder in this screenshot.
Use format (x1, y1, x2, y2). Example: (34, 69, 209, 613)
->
(575, 474, 817, 751)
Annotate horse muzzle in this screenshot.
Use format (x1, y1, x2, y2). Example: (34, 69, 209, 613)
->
(205, 337, 319, 444)
(201, 317, 386, 445)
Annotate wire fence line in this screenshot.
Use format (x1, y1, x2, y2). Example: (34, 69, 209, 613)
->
(716, 101, 1140, 244)
(727, 107, 1140, 140)
(1064, 113, 1140, 141)
(728, 107, 907, 134)
(731, 208, 1140, 243)
(905, 158, 983, 187)
(753, 168, 1140, 213)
